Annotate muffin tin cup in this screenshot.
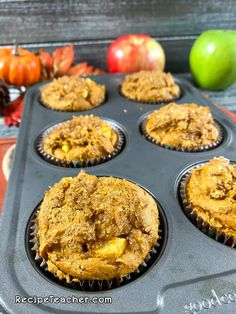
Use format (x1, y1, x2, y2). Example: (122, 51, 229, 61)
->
(179, 162, 236, 248)
(120, 85, 181, 105)
(141, 118, 224, 152)
(36, 119, 125, 168)
(39, 96, 106, 112)
(28, 208, 164, 292)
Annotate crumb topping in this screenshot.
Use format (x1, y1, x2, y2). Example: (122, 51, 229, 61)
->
(145, 103, 219, 149)
(43, 115, 118, 162)
(38, 171, 159, 281)
(187, 157, 236, 237)
(121, 71, 180, 103)
(40, 76, 105, 111)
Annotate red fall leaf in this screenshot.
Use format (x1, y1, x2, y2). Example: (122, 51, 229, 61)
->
(36, 49, 53, 80)
(3, 95, 24, 127)
(68, 62, 106, 76)
(68, 62, 92, 76)
(35, 45, 106, 80)
(52, 45, 75, 77)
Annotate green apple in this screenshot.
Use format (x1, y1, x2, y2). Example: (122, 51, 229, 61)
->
(189, 30, 236, 90)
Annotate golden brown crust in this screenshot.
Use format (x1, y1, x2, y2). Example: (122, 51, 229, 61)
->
(145, 103, 219, 149)
(186, 157, 236, 237)
(121, 71, 180, 103)
(37, 171, 159, 282)
(42, 115, 118, 162)
(40, 76, 105, 111)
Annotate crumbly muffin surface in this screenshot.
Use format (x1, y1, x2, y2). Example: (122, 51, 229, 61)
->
(121, 71, 180, 103)
(40, 76, 105, 111)
(145, 103, 219, 149)
(187, 157, 236, 237)
(43, 115, 118, 162)
(38, 171, 159, 282)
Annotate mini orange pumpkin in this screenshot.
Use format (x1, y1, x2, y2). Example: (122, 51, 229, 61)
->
(0, 42, 41, 87)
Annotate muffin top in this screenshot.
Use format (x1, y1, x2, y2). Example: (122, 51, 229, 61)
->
(37, 171, 159, 282)
(186, 157, 236, 237)
(145, 103, 219, 149)
(40, 76, 105, 111)
(121, 70, 180, 103)
(42, 115, 118, 162)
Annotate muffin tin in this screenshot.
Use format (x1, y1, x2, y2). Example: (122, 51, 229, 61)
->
(0, 74, 236, 314)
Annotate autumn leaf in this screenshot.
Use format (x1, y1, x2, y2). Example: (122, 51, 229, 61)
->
(52, 45, 75, 77)
(3, 95, 24, 126)
(68, 62, 106, 76)
(68, 62, 91, 76)
(92, 68, 107, 75)
(36, 49, 54, 80)
(36, 45, 105, 80)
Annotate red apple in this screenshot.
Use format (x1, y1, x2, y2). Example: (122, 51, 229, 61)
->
(107, 34, 165, 73)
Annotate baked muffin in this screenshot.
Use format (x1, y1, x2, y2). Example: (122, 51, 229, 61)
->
(37, 171, 159, 282)
(144, 102, 221, 150)
(121, 70, 180, 103)
(185, 157, 236, 239)
(40, 76, 105, 111)
(41, 115, 119, 164)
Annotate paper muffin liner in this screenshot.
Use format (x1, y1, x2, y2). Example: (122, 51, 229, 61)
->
(141, 118, 224, 152)
(36, 119, 125, 168)
(39, 95, 106, 112)
(179, 162, 236, 248)
(28, 209, 163, 291)
(119, 85, 181, 105)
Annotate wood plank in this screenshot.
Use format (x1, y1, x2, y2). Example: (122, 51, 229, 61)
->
(0, 0, 235, 45)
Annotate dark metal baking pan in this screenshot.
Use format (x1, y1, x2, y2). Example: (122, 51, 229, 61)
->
(0, 74, 235, 314)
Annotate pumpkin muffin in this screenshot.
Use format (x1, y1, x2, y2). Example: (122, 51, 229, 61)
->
(121, 70, 180, 103)
(144, 102, 221, 150)
(37, 171, 159, 282)
(184, 157, 236, 239)
(40, 76, 105, 111)
(41, 115, 119, 164)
